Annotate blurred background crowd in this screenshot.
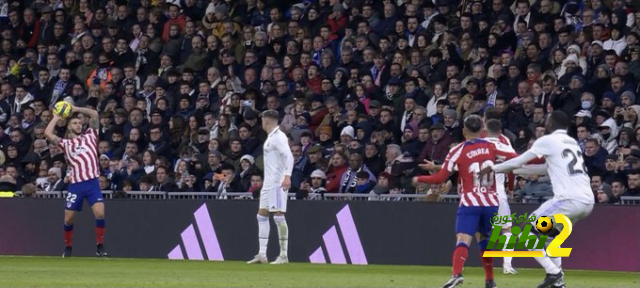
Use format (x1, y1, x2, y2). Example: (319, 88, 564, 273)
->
(0, 0, 639, 204)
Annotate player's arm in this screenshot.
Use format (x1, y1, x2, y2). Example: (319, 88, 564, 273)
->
(276, 135, 294, 184)
(72, 106, 99, 129)
(491, 151, 539, 173)
(512, 164, 549, 175)
(45, 114, 62, 146)
(413, 162, 451, 185)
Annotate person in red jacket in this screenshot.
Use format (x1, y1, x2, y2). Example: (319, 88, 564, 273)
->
(325, 151, 348, 193)
(162, 3, 186, 43)
(327, 4, 347, 35)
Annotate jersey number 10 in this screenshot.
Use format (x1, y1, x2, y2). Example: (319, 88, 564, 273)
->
(470, 160, 495, 189)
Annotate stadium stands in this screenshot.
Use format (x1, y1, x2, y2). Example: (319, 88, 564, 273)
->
(0, 0, 639, 205)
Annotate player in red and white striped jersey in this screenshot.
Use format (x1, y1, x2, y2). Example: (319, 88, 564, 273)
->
(45, 105, 107, 258)
(413, 115, 517, 288)
(483, 108, 519, 275)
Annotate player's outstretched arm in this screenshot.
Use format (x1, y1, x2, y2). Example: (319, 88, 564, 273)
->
(72, 106, 99, 129)
(512, 164, 548, 175)
(490, 151, 539, 174)
(45, 114, 62, 146)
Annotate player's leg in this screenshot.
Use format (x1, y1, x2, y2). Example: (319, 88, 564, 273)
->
(85, 180, 108, 257)
(498, 192, 517, 274)
(63, 209, 76, 257)
(247, 190, 270, 264)
(441, 207, 477, 288)
(544, 200, 594, 284)
(91, 202, 107, 256)
(528, 199, 566, 288)
(476, 206, 499, 288)
(62, 188, 83, 258)
(271, 186, 289, 264)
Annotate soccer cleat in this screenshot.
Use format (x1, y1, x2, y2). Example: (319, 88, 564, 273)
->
(441, 274, 464, 288)
(246, 254, 268, 264)
(537, 271, 564, 288)
(62, 247, 72, 258)
(270, 255, 289, 265)
(503, 265, 518, 275)
(95, 244, 108, 257)
(485, 280, 497, 288)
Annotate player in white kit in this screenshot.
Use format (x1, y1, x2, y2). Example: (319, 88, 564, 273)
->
(481, 111, 595, 288)
(483, 119, 518, 275)
(247, 110, 294, 265)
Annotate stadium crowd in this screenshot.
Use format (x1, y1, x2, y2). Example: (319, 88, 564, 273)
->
(0, 0, 639, 204)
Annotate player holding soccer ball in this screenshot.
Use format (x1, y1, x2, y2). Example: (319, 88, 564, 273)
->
(480, 111, 595, 288)
(45, 102, 106, 258)
(413, 115, 518, 288)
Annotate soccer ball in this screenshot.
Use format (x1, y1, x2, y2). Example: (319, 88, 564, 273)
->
(536, 216, 554, 234)
(54, 101, 73, 119)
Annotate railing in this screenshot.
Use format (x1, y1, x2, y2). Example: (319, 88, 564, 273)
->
(11, 191, 640, 205)
(621, 196, 640, 205)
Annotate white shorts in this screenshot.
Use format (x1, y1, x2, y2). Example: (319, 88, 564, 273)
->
(497, 190, 512, 227)
(530, 198, 594, 230)
(259, 186, 288, 213)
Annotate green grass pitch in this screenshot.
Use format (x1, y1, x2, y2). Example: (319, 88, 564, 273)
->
(0, 256, 637, 287)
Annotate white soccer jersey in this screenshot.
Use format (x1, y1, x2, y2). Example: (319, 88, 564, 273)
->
(485, 136, 515, 196)
(262, 127, 294, 189)
(527, 130, 594, 205)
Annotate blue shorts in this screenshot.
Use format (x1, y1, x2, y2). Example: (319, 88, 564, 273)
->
(455, 206, 499, 237)
(65, 178, 103, 211)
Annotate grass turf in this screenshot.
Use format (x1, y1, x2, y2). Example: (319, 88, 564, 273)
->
(0, 256, 637, 287)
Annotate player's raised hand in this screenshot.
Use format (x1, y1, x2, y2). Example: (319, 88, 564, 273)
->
(412, 176, 420, 186)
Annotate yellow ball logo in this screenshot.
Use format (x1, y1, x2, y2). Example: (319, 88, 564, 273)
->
(536, 216, 554, 234)
(54, 101, 73, 119)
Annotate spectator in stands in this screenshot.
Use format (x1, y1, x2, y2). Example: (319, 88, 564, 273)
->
(514, 174, 553, 200)
(596, 183, 613, 204)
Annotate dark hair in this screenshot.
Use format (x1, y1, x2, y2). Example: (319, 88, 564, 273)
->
(549, 110, 569, 131)
(485, 119, 502, 134)
(464, 115, 483, 133)
(484, 106, 501, 120)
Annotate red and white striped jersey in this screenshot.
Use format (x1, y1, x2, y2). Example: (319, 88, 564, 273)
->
(60, 128, 100, 183)
(417, 138, 518, 207)
(480, 130, 511, 146)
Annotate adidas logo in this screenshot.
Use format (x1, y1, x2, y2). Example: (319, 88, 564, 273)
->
(167, 204, 224, 261)
(309, 204, 367, 265)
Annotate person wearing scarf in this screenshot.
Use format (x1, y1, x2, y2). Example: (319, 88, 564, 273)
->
(339, 153, 376, 193)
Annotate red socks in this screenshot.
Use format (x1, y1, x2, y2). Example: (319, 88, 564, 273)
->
(63, 225, 73, 247)
(481, 252, 494, 281)
(479, 239, 494, 281)
(95, 219, 106, 245)
(452, 243, 469, 276)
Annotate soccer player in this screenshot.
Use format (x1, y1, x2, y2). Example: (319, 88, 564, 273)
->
(413, 115, 516, 288)
(44, 105, 106, 258)
(483, 114, 518, 275)
(247, 110, 294, 265)
(480, 111, 595, 288)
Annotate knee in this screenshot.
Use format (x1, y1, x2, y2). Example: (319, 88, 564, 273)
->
(64, 216, 75, 226)
(274, 214, 286, 223)
(256, 214, 268, 222)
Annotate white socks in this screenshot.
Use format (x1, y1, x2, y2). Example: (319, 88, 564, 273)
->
(502, 232, 513, 266)
(534, 254, 562, 274)
(257, 214, 269, 256)
(274, 215, 288, 257)
(531, 237, 561, 274)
